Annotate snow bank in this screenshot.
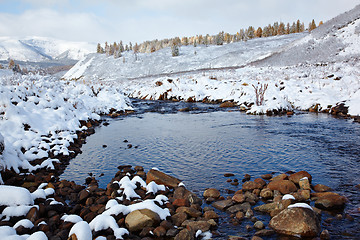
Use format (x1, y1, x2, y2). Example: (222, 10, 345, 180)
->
(0, 185, 34, 206)
(69, 221, 92, 240)
(0, 72, 132, 180)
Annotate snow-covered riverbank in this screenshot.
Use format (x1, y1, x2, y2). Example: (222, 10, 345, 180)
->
(0, 70, 132, 182)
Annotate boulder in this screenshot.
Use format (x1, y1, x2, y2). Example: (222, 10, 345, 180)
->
(270, 173, 288, 182)
(254, 178, 266, 188)
(260, 188, 273, 199)
(175, 228, 193, 240)
(288, 171, 312, 185)
(219, 101, 236, 108)
(267, 180, 297, 194)
(312, 192, 347, 209)
(299, 177, 311, 190)
(254, 200, 291, 214)
(203, 188, 220, 199)
(203, 210, 219, 220)
(171, 212, 188, 227)
(313, 184, 332, 192)
(242, 181, 262, 191)
(146, 169, 181, 188)
(232, 194, 245, 203)
(125, 209, 160, 232)
(176, 207, 202, 218)
(261, 173, 273, 180)
(212, 199, 234, 211)
(227, 202, 251, 214)
(269, 207, 321, 237)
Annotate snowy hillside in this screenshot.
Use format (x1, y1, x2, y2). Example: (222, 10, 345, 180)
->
(63, 34, 304, 82)
(0, 36, 96, 62)
(254, 4, 360, 66)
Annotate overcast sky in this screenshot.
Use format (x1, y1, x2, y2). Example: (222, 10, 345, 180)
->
(0, 0, 359, 44)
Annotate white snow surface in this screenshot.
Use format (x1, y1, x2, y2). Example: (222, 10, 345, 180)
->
(282, 194, 296, 200)
(61, 214, 83, 224)
(0, 185, 34, 206)
(62, 5, 360, 116)
(69, 221, 92, 240)
(288, 203, 314, 211)
(0, 72, 132, 179)
(0, 36, 95, 62)
(13, 219, 34, 229)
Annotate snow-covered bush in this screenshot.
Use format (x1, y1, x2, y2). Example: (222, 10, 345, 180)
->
(0, 72, 132, 181)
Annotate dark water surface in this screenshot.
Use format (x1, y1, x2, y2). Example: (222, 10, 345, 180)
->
(61, 100, 360, 239)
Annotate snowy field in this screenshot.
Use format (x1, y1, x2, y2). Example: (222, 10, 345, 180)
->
(63, 4, 360, 117)
(0, 70, 132, 182)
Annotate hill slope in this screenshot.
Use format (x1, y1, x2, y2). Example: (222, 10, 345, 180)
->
(63, 33, 304, 82)
(253, 4, 360, 66)
(0, 36, 96, 62)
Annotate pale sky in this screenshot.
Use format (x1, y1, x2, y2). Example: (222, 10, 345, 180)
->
(0, 0, 359, 44)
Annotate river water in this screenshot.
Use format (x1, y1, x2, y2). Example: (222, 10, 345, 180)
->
(61, 100, 360, 239)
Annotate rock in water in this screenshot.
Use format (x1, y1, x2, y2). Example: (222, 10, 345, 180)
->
(146, 169, 181, 188)
(267, 180, 297, 194)
(203, 188, 220, 199)
(125, 209, 160, 232)
(269, 207, 320, 237)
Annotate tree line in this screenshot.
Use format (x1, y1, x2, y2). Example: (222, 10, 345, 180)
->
(97, 19, 322, 58)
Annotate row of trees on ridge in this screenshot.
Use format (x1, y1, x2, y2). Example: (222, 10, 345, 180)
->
(97, 19, 322, 58)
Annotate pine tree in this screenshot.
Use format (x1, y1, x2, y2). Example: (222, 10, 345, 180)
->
(246, 26, 255, 39)
(255, 27, 263, 38)
(96, 43, 103, 54)
(171, 41, 179, 57)
(296, 20, 301, 33)
(277, 22, 286, 35)
(309, 19, 317, 32)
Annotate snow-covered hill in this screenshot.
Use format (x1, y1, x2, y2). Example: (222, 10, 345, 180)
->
(0, 36, 96, 62)
(253, 4, 360, 66)
(63, 33, 305, 82)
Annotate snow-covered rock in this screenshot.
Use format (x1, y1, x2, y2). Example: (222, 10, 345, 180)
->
(0, 73, 132, 180)
(0, 185, 34, 206)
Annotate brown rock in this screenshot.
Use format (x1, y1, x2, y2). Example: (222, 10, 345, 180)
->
(260, 188, 273, 199)
(269, 207, 320, 237)
(171, 212, 188, 227)
(270, 173, 288, 182)
(204, 210, 219, 220)
(153, 225, 167, 237)
(254, 178, 266, 188)
(267, 180, 297, 194)
(125, 209, 161, 232)
(173, 198, 189, 207)
(203, 188, 220, 199)
(312, 192, 347, 209)
(185, 220, 211, 232)
(220, 101, 236, 108)
(78, 189, 90, 202)
(313, 184, 332, 192)
(242, 181, 262, 191)
(227, 202, 251, 214)
(26, 207, 39, 223)
(176, 207, 202, 218)
(175, 228, 193, 240)
(288, 171, 312, 184)
(224, 173, 235, 177)
(320, 229, 330, 239)
(146, 169, 181, 188)
(235, 211, 244, 220)
(299, 177, 311, 190)
(254, 221, 265, 230)
(212, 199, 234, 211)
(232, 194, 246, 203)
(261, 174, 273, 180)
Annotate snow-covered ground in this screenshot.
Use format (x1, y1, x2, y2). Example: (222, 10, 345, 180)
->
(63, 4, 360, 117)
(0, 70, 132, 182)
(0, 36, 96, 62)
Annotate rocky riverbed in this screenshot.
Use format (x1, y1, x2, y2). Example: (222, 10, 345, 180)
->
(0, 161, 356, 240)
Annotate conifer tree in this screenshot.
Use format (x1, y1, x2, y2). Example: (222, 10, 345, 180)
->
(255, 27, 263, 38)
(133, 43, 139, 61)
(309, 19, 317, 32)
(171, 41, 179, 57)
(246, 26, 255, 39)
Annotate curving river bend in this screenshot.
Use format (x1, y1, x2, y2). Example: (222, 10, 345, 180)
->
(61, 100, 360, 239)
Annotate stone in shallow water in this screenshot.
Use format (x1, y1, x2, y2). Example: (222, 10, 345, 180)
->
(146, 169, 181, 188)
(267, 180, 297, 195)
(212, 199, 234, 211)
(269, 207, 320, 237)
(312, 192, 347, 209)
(203, 188, 220, 199)
(125, 209, 160, 232)
(288, 170, 312, 184)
